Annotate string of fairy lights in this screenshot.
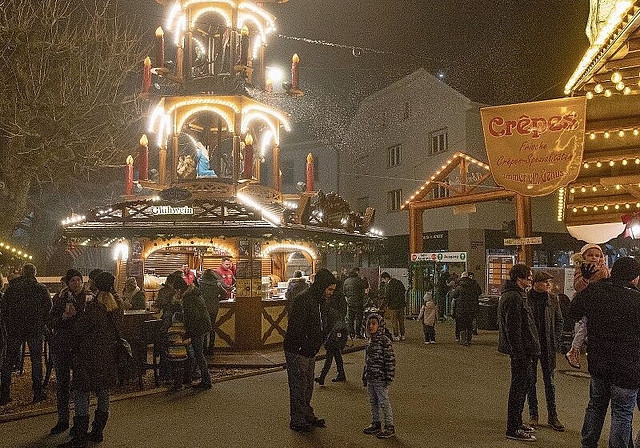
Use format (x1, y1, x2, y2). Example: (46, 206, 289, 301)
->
(0, 241, 33, 260)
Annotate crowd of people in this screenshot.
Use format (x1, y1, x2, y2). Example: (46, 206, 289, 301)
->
(4, 251, 640, 446)
(0, 261, 233, 448)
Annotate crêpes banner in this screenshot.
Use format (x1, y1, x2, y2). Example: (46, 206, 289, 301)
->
(480, 97, 586, 197)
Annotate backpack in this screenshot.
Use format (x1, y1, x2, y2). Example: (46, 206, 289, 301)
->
(325, 320, 348, 351)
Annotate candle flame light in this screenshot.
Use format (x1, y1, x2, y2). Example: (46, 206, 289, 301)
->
(126, 155, 134, 166)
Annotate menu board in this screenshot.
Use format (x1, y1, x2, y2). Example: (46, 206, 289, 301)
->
(486, 254, 515, 295)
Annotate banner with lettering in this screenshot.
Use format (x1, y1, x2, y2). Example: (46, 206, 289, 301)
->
(480, 97, 587, 196)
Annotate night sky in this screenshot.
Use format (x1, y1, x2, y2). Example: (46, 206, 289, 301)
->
(130, 0, 591, 106)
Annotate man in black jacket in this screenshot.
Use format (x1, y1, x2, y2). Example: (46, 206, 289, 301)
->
(0, 263, 52, 405)
(284, 269, 337, 433)
(569, 256, 640, 448)
(498, 263, 539, 442)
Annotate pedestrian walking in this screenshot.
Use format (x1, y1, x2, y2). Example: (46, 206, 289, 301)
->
(0, 263, 51, 405)
(569, 256, 640, 448)
(379, 272, 407, 341)
(418, 295, 438, 343)
(525, 271, 565, 431)
(498, 264, 539, 442)
(57, 271, 123, 448)
(284, 268, 337, 433)
(362, 312, 396, 439)
(315, 283, 347, 385)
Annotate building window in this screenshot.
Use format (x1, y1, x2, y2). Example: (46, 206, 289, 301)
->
(387, 144, 402, 167)
(403, 101, 411, 120)
(388, 189, 402, 212)
(429, 128, 448, 155)
(357, 196, 369, 214)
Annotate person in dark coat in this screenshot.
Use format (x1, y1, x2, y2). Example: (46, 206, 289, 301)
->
(155, 271, 184, 382)
(314, 283, 348, 385)
(58, 271, 122, 448)
(284, 268, 337, 433)
(0, 263, 52, 405)
(525, 271, 564, 431)
(497, 264, 540, 442)
(176, 278, 212, 390)
(48, 269, 91, 435)
(199, 269, 225, 355)
(343, 268, 367, 339)
(568, 256, 640, 448)
(379, 272, 407, 341)
(285, 270, 309, 313)
(450, 272, 482, 346)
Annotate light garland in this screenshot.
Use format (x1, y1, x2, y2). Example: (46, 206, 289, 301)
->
(61, 215, 87, 226)
(401, 152, 490, 209)
(242, 104, 291, 132)
(570, 202, 640, 214)
(564, 1, 635, 94)
(582, 157, 640, 169)
(143, 237, 237, 259)
(557, 188, 566, 222)
(261, 243, 317, 260)
(236, 192, 281, 226)
(0, 241, 33, 260)
(586, 128, 639, 139)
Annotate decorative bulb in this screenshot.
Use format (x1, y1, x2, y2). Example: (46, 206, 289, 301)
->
(594, 206, 598, 211)
(604, 89, 612, 97)
(604, 205, 609, 210)
(604, 131, 610, 139)
(592, 186, 597, 192)
(582, 207, 588, 212)
(609, 160, 615, 166)
(586, 91, 594, 99)
(619, 130, 625, 137)
(572, 208, 577, 213)
(594, 83, 604, 93)
(590, 132, 596, 140)
(616, 81, 625, 91)
(623, 159, 628, 165)
(596, 161, 602, 167)
(623, 86, 632, 95)
(634, 129, 639, 136)
(611, 71, 622, 83)
(570, 188, 575, 193)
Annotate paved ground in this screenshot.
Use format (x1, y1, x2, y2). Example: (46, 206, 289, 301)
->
(1, 320, 626, 448)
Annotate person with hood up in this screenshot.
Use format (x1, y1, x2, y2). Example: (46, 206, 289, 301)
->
(450, 271, 482, 346)
(284, 268, 337, 433)
(362, 312, 396, 439)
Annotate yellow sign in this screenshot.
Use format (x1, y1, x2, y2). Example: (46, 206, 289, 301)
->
(480, 97, 587, 196)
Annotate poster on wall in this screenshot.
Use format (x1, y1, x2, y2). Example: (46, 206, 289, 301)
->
(480, 96, 587, 196)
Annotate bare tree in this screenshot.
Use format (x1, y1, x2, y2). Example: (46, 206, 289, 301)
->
(0, 0, 148, 235)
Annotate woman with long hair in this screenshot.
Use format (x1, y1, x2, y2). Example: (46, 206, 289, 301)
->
(58, 272, 122, 448)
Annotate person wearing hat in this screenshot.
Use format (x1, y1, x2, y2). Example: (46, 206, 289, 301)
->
(58, 271, 122, 448)
(284, 268, 337, 433)
(569, 256, 640, 448)
(566, 243, 610, 369)
(0, 263, 52, 405)
(525, 271, 564, 431)
(48, 269, 91, 435)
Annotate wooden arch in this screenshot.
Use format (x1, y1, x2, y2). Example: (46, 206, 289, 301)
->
(402, 152, 533, 265)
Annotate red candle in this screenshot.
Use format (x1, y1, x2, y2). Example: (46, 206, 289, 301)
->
(291, 54, 300, 90)
(138, 134, 149, 181)
(306, 153, 314, 192)
(243, 134, 254, 179)
(155, 27, 165, 68)
(142, 57, 151, 93)
(125, 155, 134, 195)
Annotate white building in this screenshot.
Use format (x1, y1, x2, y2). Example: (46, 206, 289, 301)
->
(340, 68, 572, 290)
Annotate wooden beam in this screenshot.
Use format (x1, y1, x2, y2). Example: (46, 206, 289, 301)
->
(408, 188, 515, 211)
(408, 207, 423, 254)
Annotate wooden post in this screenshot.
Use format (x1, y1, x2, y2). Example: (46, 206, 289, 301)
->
(408, 205, 424, 254)
(515, 194, 533, 266)
(272, 144, 280, 191)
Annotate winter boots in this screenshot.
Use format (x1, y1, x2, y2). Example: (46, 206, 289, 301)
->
(89, 410, 109, 442)
(57, 415, 89, 448)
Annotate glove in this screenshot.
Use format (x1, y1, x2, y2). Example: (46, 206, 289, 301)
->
(580, 263, 597, 280)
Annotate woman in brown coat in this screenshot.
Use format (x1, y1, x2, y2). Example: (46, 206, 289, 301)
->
(58, 272, 122, 448)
